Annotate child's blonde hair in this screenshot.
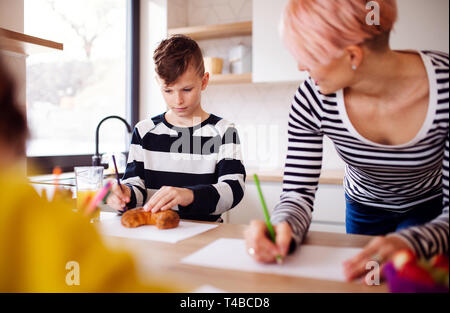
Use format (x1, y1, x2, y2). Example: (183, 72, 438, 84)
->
(281, 0, 398, 68)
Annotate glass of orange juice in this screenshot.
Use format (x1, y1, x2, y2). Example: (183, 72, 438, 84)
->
(74, 166, 104, 223)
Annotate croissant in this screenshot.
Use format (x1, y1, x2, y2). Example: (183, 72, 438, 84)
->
(121, 208, 180, 229)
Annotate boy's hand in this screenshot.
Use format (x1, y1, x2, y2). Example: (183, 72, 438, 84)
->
(144, 186, 194, 213)
(106, 183, 131, 212)
(244, 220, 293, 263)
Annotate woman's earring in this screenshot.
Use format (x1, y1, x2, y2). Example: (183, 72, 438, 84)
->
(352, 65, 357, 71)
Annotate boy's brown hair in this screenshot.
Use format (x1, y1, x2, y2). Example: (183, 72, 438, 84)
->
(153, 34, 205, 85)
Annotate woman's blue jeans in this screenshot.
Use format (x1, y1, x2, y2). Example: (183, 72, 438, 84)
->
(345, 194, 443, 235)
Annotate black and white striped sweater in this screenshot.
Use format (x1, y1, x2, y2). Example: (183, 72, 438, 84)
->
(122, 113, 246, 222)
(271, 50, 449, 258)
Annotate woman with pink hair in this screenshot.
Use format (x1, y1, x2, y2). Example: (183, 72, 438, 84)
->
(245, 0, 448, 282)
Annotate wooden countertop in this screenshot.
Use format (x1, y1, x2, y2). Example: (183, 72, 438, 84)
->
(29, 169, 344, 186)
(247, 169, 344, 185)
(100, 222, 387, 293)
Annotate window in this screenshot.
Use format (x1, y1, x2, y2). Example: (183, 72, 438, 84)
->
(24, 0, 139, 173)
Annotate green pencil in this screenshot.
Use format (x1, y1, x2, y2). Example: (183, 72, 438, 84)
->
(253, 174, 283, 264)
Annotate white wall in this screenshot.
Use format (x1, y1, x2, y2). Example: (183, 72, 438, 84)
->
(391, 0, 449, 53)
(253, 0, 308, 83)
(0, 0, 24, 32)
(0, 0, 26, 110)
(140, 0, 168, 121)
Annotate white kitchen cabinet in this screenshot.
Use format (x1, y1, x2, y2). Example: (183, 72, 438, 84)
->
(225, 180, 346, 233)
(225, 181, 283, 224)
(310, 184, 346, 233)
(252, 0, 307, 83)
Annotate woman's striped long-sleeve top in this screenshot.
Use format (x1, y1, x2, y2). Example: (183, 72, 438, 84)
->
(271, 50, 449, 258)
(121, 113, 246, 222)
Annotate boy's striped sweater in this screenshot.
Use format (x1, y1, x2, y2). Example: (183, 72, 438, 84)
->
(122, 113, 246, 222)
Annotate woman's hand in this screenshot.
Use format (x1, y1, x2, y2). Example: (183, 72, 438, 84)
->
(244, 220, 293, 263)
(106, 183, 131, 212)
(342, 234, 413, 283)
(143, 186, 194, 213)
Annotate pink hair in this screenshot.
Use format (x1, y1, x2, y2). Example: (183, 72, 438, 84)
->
(281, 0, 398, 69)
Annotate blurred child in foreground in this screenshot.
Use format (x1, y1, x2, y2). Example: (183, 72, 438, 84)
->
(0, 55, 176, 292)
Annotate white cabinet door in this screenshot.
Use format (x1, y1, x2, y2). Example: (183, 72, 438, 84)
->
(226, 181, 283, 224)
(252, 0, 308, 83)
(226, 181, 346, 233)
(312, 185, 346, 224)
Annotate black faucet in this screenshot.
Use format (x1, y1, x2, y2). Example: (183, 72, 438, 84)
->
(93, 115, 133, 166)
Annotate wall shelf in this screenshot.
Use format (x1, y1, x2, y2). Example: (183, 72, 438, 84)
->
(168, 21, 253, 85)
(209, 73, 252, 85)
(168, 21, 252, 41)
(0, 27, 63, 56)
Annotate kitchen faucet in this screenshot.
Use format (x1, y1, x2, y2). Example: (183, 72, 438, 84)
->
(93, 115, 132, 166)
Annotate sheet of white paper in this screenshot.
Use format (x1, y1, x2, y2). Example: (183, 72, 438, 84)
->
(97, 212, 218, 244)
(100, 212, 118, 220)
(181, 238, 362, 282)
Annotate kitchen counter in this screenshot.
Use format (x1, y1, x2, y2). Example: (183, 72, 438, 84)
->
(100, 219, 387, 293)
(29, 169, 345, 186)
(247, 168, 344, 185)
(28, 172, 77, 187)
(28, 171, 124, 187)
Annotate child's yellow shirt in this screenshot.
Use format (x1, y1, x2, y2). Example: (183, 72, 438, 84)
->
(0, 171, 174, 292)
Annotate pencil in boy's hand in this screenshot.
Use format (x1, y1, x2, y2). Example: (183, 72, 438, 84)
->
(253, 174, 283, 264)
(111, 154, 126, 215)
(112, 155, 123, 191)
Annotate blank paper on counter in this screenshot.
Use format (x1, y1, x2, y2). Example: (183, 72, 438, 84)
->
(181, 238, 363, 282)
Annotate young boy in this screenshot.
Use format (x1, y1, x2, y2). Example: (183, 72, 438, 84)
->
(107, 35, 246, 222)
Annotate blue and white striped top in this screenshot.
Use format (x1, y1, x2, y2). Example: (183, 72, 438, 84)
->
(122, 113, 246, 222)
(271, 50, 449, 258)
